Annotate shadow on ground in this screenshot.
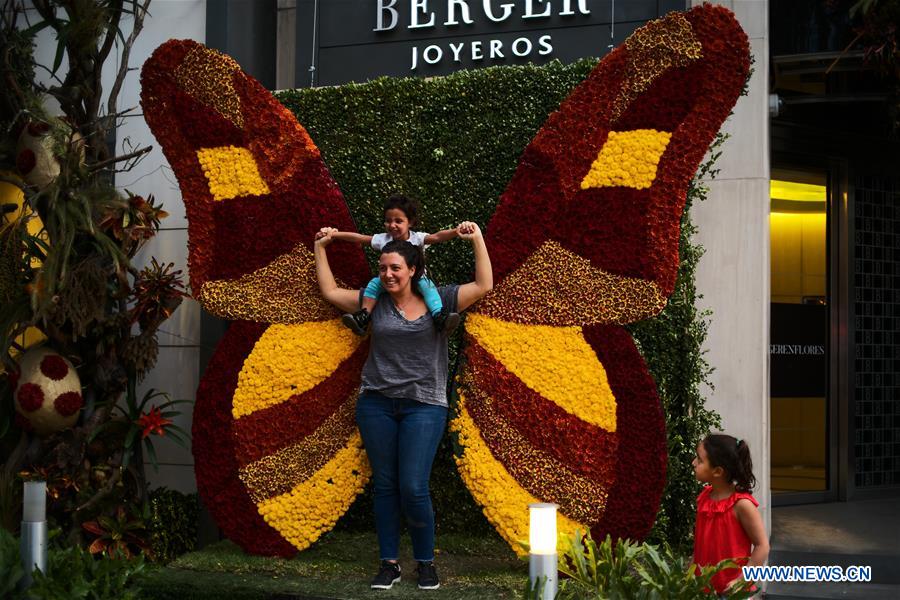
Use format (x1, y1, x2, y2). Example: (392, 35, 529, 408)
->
(139, 530, 527, 599)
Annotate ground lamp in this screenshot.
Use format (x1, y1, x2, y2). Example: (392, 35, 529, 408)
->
(20, 480, 47, 589)
(529, 502, 558, 600)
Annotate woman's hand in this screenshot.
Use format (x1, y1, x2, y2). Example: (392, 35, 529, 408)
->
(456, 221, 492, 311)
(456, 221, 481, 240)
(315, 227, 337, 246)
(314, 228, 360, 313)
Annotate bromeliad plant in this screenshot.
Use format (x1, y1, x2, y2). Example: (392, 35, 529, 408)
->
(523, 530, 757, 600)
(90, 384, 190, 471)
(0, 0, 189, 557)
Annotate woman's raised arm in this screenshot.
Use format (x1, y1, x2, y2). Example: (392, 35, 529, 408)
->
(314, 233, 362, 314)
(456, 222, 493, 312)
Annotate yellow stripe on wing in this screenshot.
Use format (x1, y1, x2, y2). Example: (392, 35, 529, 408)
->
(232, 320, 361, 418)
(256, 431, 370, 551)
(465, 314, 617, 433)
(451, 396, 586, 557)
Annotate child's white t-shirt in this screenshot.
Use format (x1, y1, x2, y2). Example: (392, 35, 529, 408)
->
(371, 231, 428, 251)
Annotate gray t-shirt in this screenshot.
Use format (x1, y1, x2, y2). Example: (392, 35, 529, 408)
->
(359, 285, 459, 406)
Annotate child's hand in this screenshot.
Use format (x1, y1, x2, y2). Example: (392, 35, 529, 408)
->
(725, 576, 753, 595)
(456, 221, 481, 240)
(315, 227, 338, 241)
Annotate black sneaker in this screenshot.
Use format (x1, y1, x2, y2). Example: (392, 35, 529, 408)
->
(433, 309, 460, 335)
(370, 560, 401, 590)
(416, 561, 440, 590)
(342, 309, 370, 336)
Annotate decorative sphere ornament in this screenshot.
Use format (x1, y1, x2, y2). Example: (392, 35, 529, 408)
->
(13, 346, 83, 435)
(14, 119, 84, 191)
(15, 121, 61, 190)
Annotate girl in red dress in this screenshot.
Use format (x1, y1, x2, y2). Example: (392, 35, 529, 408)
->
(692, 433, 770, 595)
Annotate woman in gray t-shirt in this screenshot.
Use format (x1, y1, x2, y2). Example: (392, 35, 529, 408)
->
(314, 221, 492, 591)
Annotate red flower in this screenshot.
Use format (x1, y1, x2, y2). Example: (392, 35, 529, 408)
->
(17, 383, 45, 412)
(54, 391, 83, 416)
(16, 148, 36, 175)
(136, 406, 173, 438)
(40, 355, 69, 380)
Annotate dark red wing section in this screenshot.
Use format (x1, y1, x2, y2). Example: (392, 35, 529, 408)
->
(484, 5, 750, 307)
(140, 39, 368, 296)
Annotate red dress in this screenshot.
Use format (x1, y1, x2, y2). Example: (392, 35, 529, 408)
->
(693, 486, 758, 594)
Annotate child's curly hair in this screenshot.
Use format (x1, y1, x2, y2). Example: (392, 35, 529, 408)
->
(383, 194, 420, 226)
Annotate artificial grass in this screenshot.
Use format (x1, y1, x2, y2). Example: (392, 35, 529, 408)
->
(138, 530, 527, 599)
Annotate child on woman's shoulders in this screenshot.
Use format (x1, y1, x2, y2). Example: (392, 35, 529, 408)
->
(316, 194, 463, 336)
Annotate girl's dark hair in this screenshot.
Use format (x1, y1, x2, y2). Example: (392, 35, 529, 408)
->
(702, 433, 756, 492)
(380, 240, 425, 295)
(383, 194, 419, 226)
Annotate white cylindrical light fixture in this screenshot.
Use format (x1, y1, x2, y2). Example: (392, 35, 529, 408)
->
(20, 480, 48, 590)
(529, 503, 558, 600)
(23, 480, 46, 522)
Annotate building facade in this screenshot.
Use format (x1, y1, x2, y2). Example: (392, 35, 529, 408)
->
(47, 0, 897, 542)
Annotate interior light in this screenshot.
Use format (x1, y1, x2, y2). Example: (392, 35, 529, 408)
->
(770, 180, 826, 202)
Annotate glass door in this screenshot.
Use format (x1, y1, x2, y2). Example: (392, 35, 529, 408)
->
(770, 167, 830, 495)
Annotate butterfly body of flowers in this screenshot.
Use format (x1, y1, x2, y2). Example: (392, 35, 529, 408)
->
(140, 4, 749, 556)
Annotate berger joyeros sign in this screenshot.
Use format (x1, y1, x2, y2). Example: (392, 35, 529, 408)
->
(308, 1, 683, 85)
(373, 0, 590, 70)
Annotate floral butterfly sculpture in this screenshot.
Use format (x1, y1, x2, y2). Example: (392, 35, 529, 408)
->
(140, 4, 749, 557)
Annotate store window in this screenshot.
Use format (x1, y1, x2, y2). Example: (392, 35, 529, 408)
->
(770, 168, 828, 493)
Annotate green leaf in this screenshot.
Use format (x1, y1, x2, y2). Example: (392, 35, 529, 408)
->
(0, 529, 24, 597)
(144, 437, 159, 468)
(163, 429, 189, 450)
(138, 388, 169, 411)
(22, 20, 52, 36)
(124, 425, 138, 450)
(51, 34, 66, 75)
(97, 515, 117, 531)
(87, 421, 113, 443)
(166, 423, 190, 439)
(158, 398, 192, 409)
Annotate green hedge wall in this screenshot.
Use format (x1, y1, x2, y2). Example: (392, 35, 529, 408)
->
(149, 488, 200, 563)
(275, 60, 720, 550)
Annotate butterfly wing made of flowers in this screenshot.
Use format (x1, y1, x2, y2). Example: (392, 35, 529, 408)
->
(453, 5, 751, 554)
(141, 40, 371, 556)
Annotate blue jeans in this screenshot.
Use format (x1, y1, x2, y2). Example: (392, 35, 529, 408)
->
(356, 392, 447, 561)
(364, 276, 443, 317)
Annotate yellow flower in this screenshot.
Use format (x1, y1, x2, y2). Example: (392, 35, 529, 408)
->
(196, 145, 270, 200)
(450, 396, 584, 557)
(580, 129, 672, 190)
(257, 432, 370, 551)
(465, 314, 617, 432)
(232, 320, 360, 418)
